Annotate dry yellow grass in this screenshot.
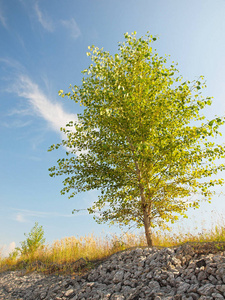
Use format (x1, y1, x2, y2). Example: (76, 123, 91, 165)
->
(1, 218, 225, 275)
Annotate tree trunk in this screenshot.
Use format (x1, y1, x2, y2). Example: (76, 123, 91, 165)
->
(131, 156, 153, 247)
(143, 209, 153, 247)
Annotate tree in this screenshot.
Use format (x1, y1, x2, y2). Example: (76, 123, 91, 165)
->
(49, 32, 225, 246)
(16, 222, 45, 257)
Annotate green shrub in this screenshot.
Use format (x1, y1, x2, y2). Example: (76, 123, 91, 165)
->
(8, 249, 19, 260)
(16, 222, 46, 258)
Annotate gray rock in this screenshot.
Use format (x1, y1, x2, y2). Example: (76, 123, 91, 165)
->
(148, 280, 161, 292)
(113, 270, 124, 283)
(198, 270, 207, 281)
(1, 244, 225, 299)
(188, 292, 199, 300)
(216, 284, 225, 293)
(177, 282, 190, 294)
(211, 293, 224, 299)
(198, 283, 215, 296)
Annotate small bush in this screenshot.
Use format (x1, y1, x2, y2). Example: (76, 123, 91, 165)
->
(16, 222, 46, 258)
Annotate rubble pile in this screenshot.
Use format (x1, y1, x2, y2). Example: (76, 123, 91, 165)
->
(1, 243, 225, 299)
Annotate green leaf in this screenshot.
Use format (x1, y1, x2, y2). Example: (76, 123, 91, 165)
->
(209, 120, 214, 127)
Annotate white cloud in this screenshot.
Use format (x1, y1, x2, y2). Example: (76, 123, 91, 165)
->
(7, 107, 33, 117)
(1, 120, 32, 128)
(16, 213, 27, 223)
(0, 57, 25, 72)
(34, 2, 54, 32)
(61, 18, 81, 39)
(1, 58, 78, 148)
(34, 5, 81, 39)
(14, 75, 77, 133)
(13, 208, 87, 222)
(0, 242, 16, 257)
(0, 2, 7, 29)
(8, 241, 16, 253)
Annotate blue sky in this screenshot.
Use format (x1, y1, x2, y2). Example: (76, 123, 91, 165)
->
(1, 0, 225, 256)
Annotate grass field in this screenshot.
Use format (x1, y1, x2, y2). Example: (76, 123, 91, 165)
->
(1, 219, 225, 275)
(0, 219, 225, 274)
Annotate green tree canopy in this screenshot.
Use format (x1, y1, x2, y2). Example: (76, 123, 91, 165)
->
(49, 32, 225, 246)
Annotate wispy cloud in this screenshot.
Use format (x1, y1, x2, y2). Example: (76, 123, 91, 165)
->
(34, 2, 54, 32)
(61, 18, 81, 39)
(0, 1, 7, 29)
(7, 107, 34, 117)
(14, 75, 77, 133)
(0, 57, 27, 78)
(1, 119, 32, 128)
(1, 58, 78, 147)
(12, 208, 87, 223)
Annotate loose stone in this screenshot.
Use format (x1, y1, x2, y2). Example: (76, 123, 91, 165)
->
(1, 243, 225, 299)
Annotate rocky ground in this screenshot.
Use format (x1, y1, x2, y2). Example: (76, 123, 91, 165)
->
(0, 243, 225, 300)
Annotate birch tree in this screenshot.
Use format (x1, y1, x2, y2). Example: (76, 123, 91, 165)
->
(49, 32, 225, 246)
